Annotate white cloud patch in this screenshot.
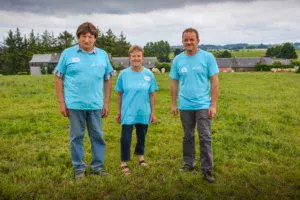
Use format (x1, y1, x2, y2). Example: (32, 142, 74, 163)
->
(0, 0, 299, 46)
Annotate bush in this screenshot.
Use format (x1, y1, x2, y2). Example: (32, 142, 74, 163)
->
(114, 65, 125, 71)
(17, 72, 28, 75)
(272, 61, 282, 68)
(47, 66, 54, 74)
(162, 63, 171, 72)
(154, 62, 171, 72)
(255, 63, 297, 71)
(255, 64, 272, 71)
(290, 60, 300, 67)
(41, 67, 47, 75)
(155, 62, 162, 68)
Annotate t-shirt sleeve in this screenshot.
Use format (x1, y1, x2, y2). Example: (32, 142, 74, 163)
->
(114, 72, 123, 92)
(105, 53, 114, 76)
(54, 51, 67, 75)
(208, 53, 219, 77)
(169, 57, 179, 80)
(149, 73, 159, 93)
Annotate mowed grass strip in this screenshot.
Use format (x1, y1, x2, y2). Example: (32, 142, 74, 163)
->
(0, 73, 300, 199)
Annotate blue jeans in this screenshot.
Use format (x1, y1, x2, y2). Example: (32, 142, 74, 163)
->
(68, 110, 106, 172)
(121, 124, 148, 162)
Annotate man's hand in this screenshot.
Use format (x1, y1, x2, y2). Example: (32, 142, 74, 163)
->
(208, 106, 217, 118)
(171, 105, 178, 116)
(150, 114, 157, 123)
(116, 112, 121, 124)
(102, 103, 109, 118)
(59, 103, 68, 117)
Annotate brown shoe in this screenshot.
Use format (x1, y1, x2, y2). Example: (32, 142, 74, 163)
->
(138, 160, 148, 167)
(121, 165, 131, 175)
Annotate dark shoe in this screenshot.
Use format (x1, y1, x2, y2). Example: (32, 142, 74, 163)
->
(75, 170, 85, 180)
(93, 169, 108, 176)
(179, 164, 195, 172)
(203, 171, 215, 183)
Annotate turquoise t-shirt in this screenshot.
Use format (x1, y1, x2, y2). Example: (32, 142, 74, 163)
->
(55, 45, 113, 110)
(169, 49, 219, 110)
(115, 67, 158, 125)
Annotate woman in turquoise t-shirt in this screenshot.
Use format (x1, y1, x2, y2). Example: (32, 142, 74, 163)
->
(114, 45, 158, 175)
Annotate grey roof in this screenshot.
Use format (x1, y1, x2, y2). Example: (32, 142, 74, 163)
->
(111, 57, 130, 66)
(29, 54, 52, 63)
(143, 57, 157, 61)
(216, 58, 233, 68)
(236, 58, 261, 67)
(273, 59, 291, 65)
(112, 57, 128, 60)
(263, 57, 273, 65)
(111, 57, 158, 67)
(50, 53, 61, 63)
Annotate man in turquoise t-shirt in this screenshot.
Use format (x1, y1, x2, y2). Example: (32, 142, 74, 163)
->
(170, 28, 219, 183)
(54, 22, 114, 180)
(115, 45, 158, 175)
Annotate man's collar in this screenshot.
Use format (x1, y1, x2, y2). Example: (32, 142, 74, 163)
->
(77, 45, 97, 54)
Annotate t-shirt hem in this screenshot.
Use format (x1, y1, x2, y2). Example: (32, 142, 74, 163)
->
(67, 107, 103, 110)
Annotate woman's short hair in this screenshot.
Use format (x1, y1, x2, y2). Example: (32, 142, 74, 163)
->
(128, 45, 144, 56)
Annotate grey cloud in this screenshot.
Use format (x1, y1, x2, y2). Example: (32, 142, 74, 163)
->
(0, 0, 280, 14)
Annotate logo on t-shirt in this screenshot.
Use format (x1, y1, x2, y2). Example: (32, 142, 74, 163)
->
(144, 76, 151, 81)
(192, 66, 202, 71)
(72, 57, 80, 62)
(181, 67, 188, 73)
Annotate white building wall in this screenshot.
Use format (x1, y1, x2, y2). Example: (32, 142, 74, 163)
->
(30, 66, 42, 75)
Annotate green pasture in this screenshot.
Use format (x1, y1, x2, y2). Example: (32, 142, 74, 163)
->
(171, 49, 300, 59)
(230, 49, 266, 58)
(0, 73, 300, 199)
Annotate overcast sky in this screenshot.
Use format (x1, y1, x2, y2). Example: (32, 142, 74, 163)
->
(0, 0, 299, 46)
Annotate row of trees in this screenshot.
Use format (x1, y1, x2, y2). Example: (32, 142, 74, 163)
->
(0, 28, 173, 75)
(0, 28, 132, 75)
(213, 50, 232, 58)
(144, 41, 171, 62)
(0, 28, 75, 74)
(265, 43, 298, 59)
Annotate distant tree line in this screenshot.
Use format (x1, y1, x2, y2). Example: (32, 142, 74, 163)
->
(171, 42, 300, 51)
(0, 28, 174, 75)
(0, 28, 131, 75)
(213, 50, 232, 58)
(0, 28, 75, 74)
(265, 43, 298, 59)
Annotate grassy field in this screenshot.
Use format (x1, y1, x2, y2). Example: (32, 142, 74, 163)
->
(0, 73, 300, 200)
(230, 49, 267, 57)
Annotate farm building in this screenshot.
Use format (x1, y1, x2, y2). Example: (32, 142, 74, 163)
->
(29, 53, 158, 75)
(111, 57, 158, 69)
(215, 57, 291, 72)
(29, 54, 61, 75)
(216, 58, 235, 72)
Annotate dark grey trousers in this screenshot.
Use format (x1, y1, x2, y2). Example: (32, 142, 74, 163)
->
(180, 109, 213, 172)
